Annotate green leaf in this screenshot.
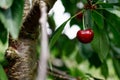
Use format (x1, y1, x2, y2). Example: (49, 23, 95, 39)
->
(0, 0, 14, 9)
(0, 64, 8, 80)
(97, 3, 120, 8)
(50, 17, 75, 47)
(106, 9, 120, 18)
(113, 59, 120, 78)
(107, 21, 120, 47)
(0, 23, 8, 44)
(69, 67, 85, 78)
(0, 22, 8, 63)
(103, 9, 120, 30)
(88, 52, 102, 68)
(107, 0, 119, 3)
(92, 10, 104, 29)
(111, 43, 120, 78)
(48, 13, 56, 32)
(103, 9, 120, 47)
(101, 61, 109, 78)
(61, 0, 78, 15)
(91, 26, 109, 62)
(81, 44, 93, 59)
(49, 20, 68, 48)
(0, 0, 24, 39)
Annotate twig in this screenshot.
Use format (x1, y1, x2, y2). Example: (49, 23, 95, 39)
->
(36, 0, 57, 80)
(36, 1, 49, 80)
(48, 68, 80, 80)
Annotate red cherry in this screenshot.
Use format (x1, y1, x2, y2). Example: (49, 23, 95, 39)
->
(76, 29, 94, 43)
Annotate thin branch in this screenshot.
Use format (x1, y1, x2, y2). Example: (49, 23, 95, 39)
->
(48, 68, 80, 80)
(36, 1, 49, 80)
(36, 0, 57, 80)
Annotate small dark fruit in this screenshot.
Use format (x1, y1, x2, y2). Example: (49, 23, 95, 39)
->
(76, 12, 83, 20)
(76, 29, 94, 43)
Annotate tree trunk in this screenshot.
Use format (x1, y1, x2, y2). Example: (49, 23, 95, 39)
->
(5, 0, 56, 80)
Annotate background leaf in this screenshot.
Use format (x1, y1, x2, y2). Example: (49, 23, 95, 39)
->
(92, 10, 104, 29)
(0, 64, 8, 80)
(112, 59, 120, 78)
(88, 52, 102, 68)
(48, 13, 56, 32)
(97, 3, 120, 8)
(91, 26, 109, 62)
(0, 0, 24, 39)
(104, 9, 120, 47)
(106, 9, 120, 17)
(0, 22, 8, 63)
(61, 0, 79, 15)
(49, 20, 68, 48)
(101, 61, 109, 78)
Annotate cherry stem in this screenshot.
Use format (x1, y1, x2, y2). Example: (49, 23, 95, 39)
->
(82, 13, 86, 30)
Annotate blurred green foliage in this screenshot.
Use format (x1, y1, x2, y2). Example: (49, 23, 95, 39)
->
(49, 0, 120, 79)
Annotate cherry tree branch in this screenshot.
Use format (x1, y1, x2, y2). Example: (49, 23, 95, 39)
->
(36, 1, 49, 80)
(36, 0, 56, 80)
